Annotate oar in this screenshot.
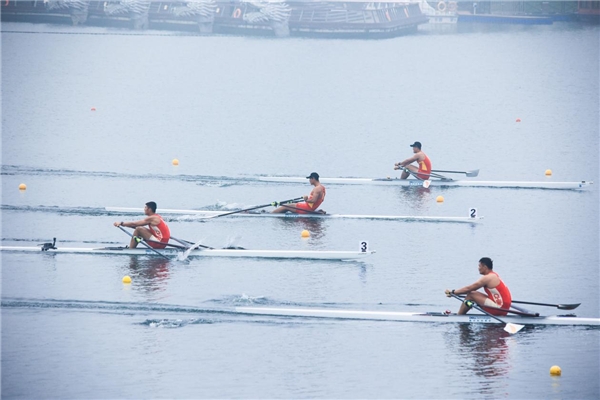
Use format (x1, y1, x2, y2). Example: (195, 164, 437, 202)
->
(431, 169, 479, 177)
(456, 295, 579, 311)
(511, 300, 581, 310)
(202, 197, 304, 220)
(145, 238, 188, 250)
(117, 226, 169, 260)
(498, 307, 539, 317)
(179, 238, 209, 260)
(170, 236, 213, 250)
(450, 293, 524, 334)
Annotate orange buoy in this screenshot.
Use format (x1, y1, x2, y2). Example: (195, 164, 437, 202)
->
(91, 107, 96, 111)
(516, 118, 521, 122)
(19, 183, 27, 191)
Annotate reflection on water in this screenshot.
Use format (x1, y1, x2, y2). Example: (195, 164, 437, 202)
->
(445, 323, 513, 390)
(125, 256, 171, 295)
(277, 218, 327, 239)
(394, 186, 432, 212)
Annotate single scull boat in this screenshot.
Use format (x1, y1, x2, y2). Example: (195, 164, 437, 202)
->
(0, 245, 374, 261)
(235, 306, 600, 326)
(258, 176, 593, 190)
(105, 207, 482, 223)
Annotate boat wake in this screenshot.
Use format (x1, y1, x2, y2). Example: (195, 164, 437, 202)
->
(1, 165, 259, 187)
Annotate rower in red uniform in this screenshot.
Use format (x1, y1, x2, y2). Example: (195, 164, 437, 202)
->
(445, 257, 512, 316)
(114, 201, 171, 249)
(394, 141, 432, 180)
(272, 172, 326, 214)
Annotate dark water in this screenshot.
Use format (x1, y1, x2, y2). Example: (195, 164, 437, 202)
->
(1, 22, 599, 399)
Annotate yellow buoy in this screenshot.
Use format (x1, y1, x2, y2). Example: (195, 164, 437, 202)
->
(545, 169, 552, 176)
(172, 158, 179, 166)
(301, 230, 310, 238)
(18, 183, 27, 191)
(122, 276, 132, 284)
(549, 365, 561, 376)
(436, 195, 444, 203)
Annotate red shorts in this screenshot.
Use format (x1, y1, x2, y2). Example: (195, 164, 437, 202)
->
(416, 171, 431, 180)
(482, 303, 511, 316)
(147, 235, 169, 249)
(292, 202, 314, 214)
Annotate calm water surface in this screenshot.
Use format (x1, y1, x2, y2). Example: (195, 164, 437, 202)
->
(1, 21, 599, 399)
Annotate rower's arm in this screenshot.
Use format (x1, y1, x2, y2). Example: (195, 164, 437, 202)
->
(397, 154, 419, 167)
(453, 276, 488, 295)
(120, 216, 158, 228)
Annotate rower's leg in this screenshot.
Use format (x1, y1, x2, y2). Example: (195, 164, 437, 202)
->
(130, 227, 153, 248)
(458, 291, 489, 315)
(401, 165, 418, 179)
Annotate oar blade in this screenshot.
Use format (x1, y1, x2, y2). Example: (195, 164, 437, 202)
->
(177, 238, 206, 261)
(558, 303, 581, 310)
(465, 169, 480, 177)
(504, 323, 525, 334)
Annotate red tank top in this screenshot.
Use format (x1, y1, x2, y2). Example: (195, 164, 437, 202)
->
(417, 153, 432, 179)
(484, 271, 512, 308)
(148, 214, 170, 243)
(308, 185, 326, 210)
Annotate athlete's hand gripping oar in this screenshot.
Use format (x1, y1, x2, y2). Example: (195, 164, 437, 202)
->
(202, 197, 303, 220)
(510, 300, 581, 310)
(117, 226, 169, 260)
(431, 169, 479, 177)
(448, 292, 525, 334)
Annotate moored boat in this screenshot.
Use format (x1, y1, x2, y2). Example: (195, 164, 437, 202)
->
(1, 0, 429, 38)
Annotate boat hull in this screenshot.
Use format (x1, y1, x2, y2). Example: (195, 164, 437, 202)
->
(0, 246, 373, 261)
(258, 176, 593, 190)
(235, 307, 600, 326)
(105, 207, 482, 223)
